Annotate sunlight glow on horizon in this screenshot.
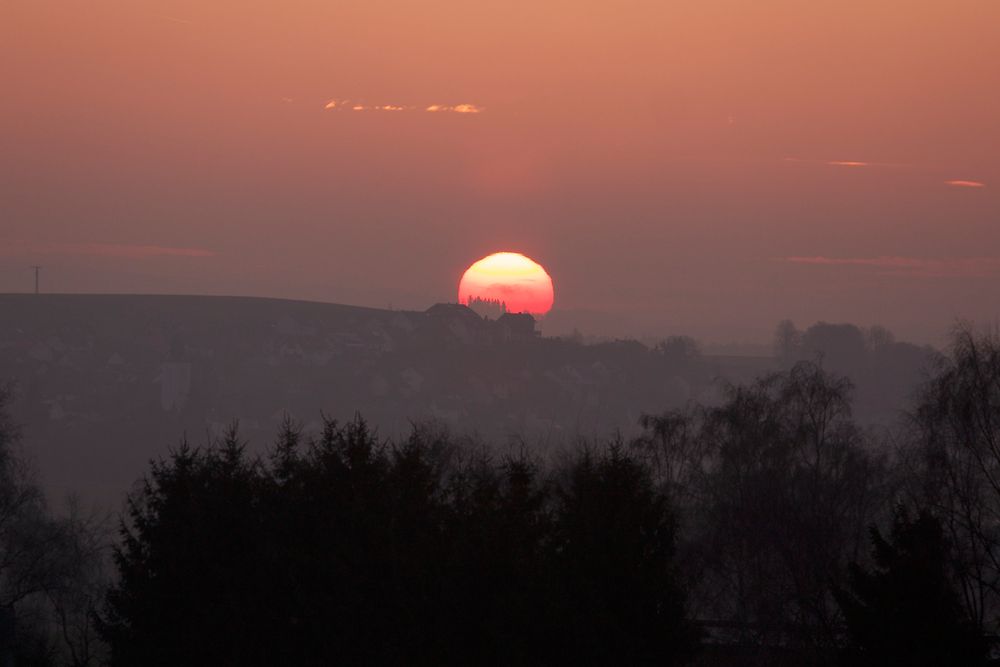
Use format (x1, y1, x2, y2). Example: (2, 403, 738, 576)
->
(458, 252, 554, 315)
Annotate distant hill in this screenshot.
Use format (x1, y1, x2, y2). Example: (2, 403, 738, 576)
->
(0, 294, 763, 509)
(0, 294, 933, 507)
(2, 295, 933, 511)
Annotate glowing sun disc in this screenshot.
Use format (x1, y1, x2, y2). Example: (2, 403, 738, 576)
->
(458, 252, 554, 315)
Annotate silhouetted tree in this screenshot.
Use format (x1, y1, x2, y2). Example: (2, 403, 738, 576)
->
(639, 362, 888, 660)
(46, 501, 111, 667)
(99, 416, 698, 665)
(637, 409, 704, 502)
(653, 337, 705, 388)
(441, 448, 552, 664)
(466, 296, 507, 319)
(774, 319, 802, 364)
(0, 385, 109, 666)
(99, 426, 264, 666)
(834, 507, 988, 666)
(546, 445, 698, 665)
(863, 325, 895, 352)
(655, 336, 701, 363)
(801, 323, 867, 378)
(912, 326, 1000, 633)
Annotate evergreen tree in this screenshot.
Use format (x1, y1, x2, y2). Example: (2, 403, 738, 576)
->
(834, 508, 989, 666)
(99, 417, 698, 665)
(545, 445, 698, 665)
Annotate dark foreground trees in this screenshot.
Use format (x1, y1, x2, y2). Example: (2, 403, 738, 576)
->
(638, 361, 890, 660)
(98, 354, 999, 665)
(0, 386, 109, 666)
(834, 508, 988, 667)
(44, 329, 1000, 664)
(911, 326, 1000, 641)
(98, 420, 698, 666)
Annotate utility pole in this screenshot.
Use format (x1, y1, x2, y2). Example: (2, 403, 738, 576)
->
(30, 265, 41, 294)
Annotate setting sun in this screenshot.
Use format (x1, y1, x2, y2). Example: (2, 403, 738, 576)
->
(458, 252, 554, 316)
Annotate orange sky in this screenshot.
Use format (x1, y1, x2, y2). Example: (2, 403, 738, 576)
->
(2, 0, 998, 343)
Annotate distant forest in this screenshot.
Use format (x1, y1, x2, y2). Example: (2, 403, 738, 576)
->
(1, 325, 999, 665)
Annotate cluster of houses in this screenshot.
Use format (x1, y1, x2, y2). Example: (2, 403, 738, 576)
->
(424, 303, 538, 345)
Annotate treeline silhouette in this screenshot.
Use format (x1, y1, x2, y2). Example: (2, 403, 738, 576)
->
(772, 319, 933, 423)
(98, 421, 697, 666)
(466, 296, 508, 319)
(4, 326, 1000, 665)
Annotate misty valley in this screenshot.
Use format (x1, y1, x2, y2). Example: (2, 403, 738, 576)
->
(0, 294, 996, 665)
(5, 0, 997, 662)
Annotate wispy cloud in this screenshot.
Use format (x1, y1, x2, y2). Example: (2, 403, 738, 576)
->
(826, 160, 869, 167)
(323, 99, 483, 114)
(425, 103, 483, 114)
(324, 100, 408, 112)
(784, 157, 987, 188)
(783, 157, 908, 169)
(0, 242, 217, 259)
(783, 255, 1000, 278)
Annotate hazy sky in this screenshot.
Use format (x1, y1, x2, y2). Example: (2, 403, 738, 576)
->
(2, 0, 998, 343)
